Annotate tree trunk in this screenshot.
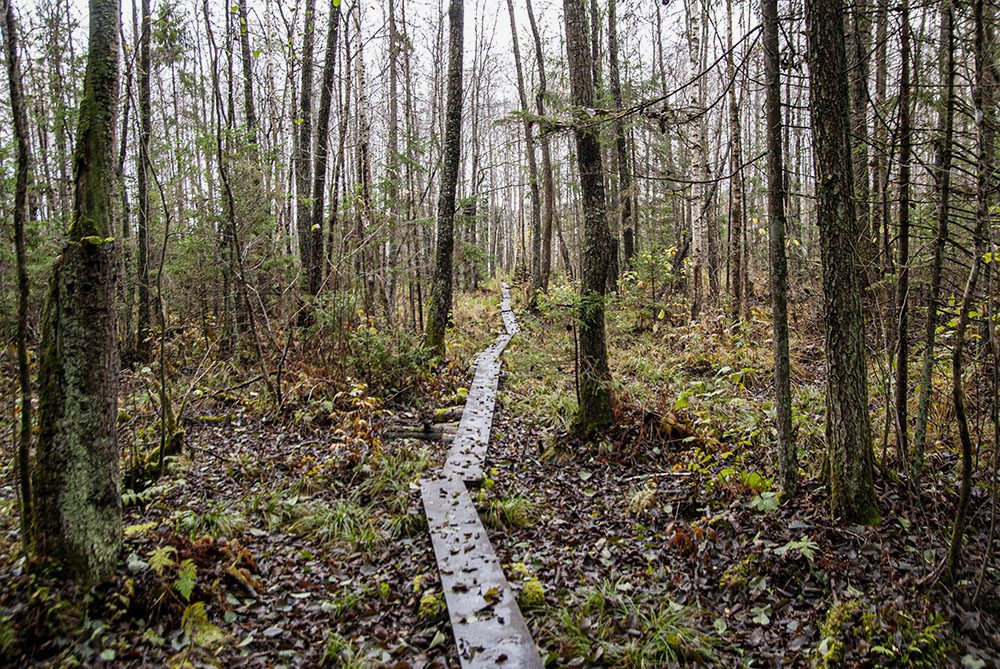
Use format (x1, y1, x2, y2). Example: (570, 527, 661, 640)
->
(686, 0, 705, 316)
(308, 0, 342, 295)
(34, 0, 122, 583)
(237, 0, 257, 140)
(505, 0, 541, 307)
(943, 0, 995, 586)
(386, 0, 400, 314)
(564, 0, 613, 438)
(805, 0, 879, 525)
(893, 0, 912, 463)
(764, 0, 796, 497)
(912, 0, 956, 487)
(424, 0, 464, 356)
(2, 0, 33, 547)
(525, 0, 554, 292)
(727, 0, 745, 319)
(136, 0, 151, 357)
(294, 0, 316, 276)
(608, 0, 633, 269)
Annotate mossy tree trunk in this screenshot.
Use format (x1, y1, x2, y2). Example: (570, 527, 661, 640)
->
(424, 0, 464, 357)
(804, 0, 879, 525)
(563, 0, 614, 439)
(34, 0, 122, 584)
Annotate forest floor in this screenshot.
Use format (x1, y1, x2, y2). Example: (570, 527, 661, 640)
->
(1, 280, 999, 667)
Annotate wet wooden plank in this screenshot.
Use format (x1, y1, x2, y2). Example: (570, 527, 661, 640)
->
(419, 286, 540, 668)
(421, 476, 543, 668)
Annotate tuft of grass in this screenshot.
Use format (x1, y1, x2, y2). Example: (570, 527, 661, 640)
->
(172, 503, 247, 539)
(292, 497, 382, 555)
(481, 493, 537, 530)
(321, 630, 377, 667)
(357, 444, 433, 514)
(553, 579, 718, 667)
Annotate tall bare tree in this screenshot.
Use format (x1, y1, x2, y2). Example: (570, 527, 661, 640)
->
(506, 0, 541, 307)
(136, 0, 151, 357)
(308, 0, 343, 295)
(893, 0, 913, 463)
(2, 0, 33, 546)
(294, 0, 317, 281)
(805, 0, 879, 524)
(608, 0, 633, 268)
(943, 0, 995, 586)
(763, 0, 795, 496)
(564, 0, 613, 437)
(525, 0, 554, 292)
(424, 0, 464, 356)
(912, 0, 956, 487)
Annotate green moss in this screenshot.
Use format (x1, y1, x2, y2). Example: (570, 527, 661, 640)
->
(77, 235, 114, 246)
(418, 592, 443, 619)
(720, 555, 757, 590)
(509, 562, 532, 581)
(412, 573, 428, 594)
(519, 578, 545, 608)
(817, 599, 863, 667)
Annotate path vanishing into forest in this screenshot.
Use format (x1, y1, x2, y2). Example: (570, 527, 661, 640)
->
(420, 285, 543, 668)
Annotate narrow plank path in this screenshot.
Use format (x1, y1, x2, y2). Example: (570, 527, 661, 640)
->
(420, 285, 542, 668)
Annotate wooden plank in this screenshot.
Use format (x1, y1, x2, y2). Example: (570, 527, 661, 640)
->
(419, 286, 541, 668)
(421, 476, 543, 668)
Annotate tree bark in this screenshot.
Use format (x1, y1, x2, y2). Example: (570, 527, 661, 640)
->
(424, 0, 464, 356)
(893, 0, 912, 463)
(564, 0, 613, 438)
(308, 0, 342, 295)
(294, 0, 316, 275)
(912, 0, 956, 487)
(943, 0, 994, 586)
(34, 0, 122, 583)
(763, 0, 796, 496)
(2, 0, 34, 547)
(136, 0, 151, 357)
(525, 0, 554, 292)
(608, 0, 633, 269)
(805, 0, 879, 525)
(505, 0, 541, 307)
(727, 0, 745, 319)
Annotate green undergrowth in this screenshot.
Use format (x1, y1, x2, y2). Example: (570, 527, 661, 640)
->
(549, 578, 719, 666)
(815, 596, 956, 668)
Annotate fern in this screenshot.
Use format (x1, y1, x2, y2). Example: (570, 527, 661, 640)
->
(147, 545, 177, 576)
(772, 536, 820, 563)
(174, 559, 197, 602)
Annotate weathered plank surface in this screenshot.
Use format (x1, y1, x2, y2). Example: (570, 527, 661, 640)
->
(421, 476, 541, 667)
(420, 284, 542, 668)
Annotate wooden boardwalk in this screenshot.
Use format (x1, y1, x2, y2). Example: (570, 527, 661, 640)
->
(420, 285, 543, 668)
